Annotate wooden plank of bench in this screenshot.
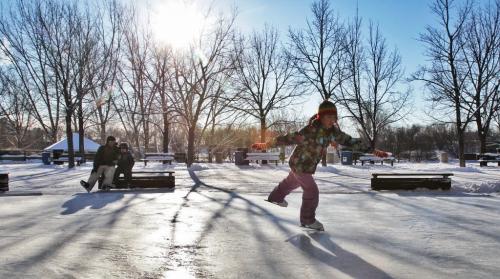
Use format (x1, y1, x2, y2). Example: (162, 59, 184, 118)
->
(144, 153, 175, 156)
(141, 157, 174, 160)
(100, 171, 175, 189)
(117, 175, 174, 188)
(0, 173, 9, 192)
(478, 160, 500, 167)
(372, 173, 453, 178)
(247, 152, 280, 156)
(52, 157, 83, 165)
(132, 171, 175, 173)
(132, 171, 175, 176)
(140, 156, 173, 166)
(371, 172, 453, 191)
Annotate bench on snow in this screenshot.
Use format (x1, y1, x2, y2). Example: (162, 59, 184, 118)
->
(478, 154, 500, 167)
(245, 152, 282, 165)
(0, 173, 8, 192)
(371, 173, 453, 191)
(356, 154, 396, 166)
(140, 153, 175, 166)
(98, 171, 175, 190)
(52, 156, 84, 166)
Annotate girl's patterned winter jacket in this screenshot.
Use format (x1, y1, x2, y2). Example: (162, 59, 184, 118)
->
(272, 118, 367, 174)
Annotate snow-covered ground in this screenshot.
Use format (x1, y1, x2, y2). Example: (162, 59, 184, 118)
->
(1, 160, 499, 278)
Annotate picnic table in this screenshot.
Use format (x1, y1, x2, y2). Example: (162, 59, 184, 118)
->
(245, 152, 282, 166)
(356, 154, 396, 166)
(140, 153, 174, 166)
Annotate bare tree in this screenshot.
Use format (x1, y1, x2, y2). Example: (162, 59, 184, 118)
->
(463, 0, 500, 153)
(71, 2, 102, 160)
(115, 10, 155, 153)
(39, 0, 98, 168)
(340, 18, 410, 150)
(168, 13, 236, 166)
(232, 26, 301, 143)
(201, 70, 244, 162)
(0, 0, 61, 143)
(0, 69, 34, 148)
(147, 45, 175, 153)
(413, 0, 473, 167)
(287, 0, 348, 101)
(85, 0, 124, 144)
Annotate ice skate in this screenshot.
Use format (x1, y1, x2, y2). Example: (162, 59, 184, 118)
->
(80, 180, 91, 193)
(265, 199, 288, 207)
(101, 184, 114, 192)
(301, 220, 324, 231)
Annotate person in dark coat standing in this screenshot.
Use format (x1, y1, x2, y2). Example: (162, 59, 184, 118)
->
(114, 142, 135, 187)
(80, 136, 119, 192)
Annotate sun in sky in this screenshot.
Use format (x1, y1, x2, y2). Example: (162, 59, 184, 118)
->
(150, 0, 208, 49)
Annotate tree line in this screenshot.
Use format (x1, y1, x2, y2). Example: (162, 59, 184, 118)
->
(0, 0, 498, 167)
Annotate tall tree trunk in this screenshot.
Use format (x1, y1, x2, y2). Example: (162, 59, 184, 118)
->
(457, 129, 465, 167)
(133, 125, 141, 157)
(78, 102, 85, 163)
(144, 121, 150, 151)
(65, 112, 75, 168)
(163, 116, 169, 153)
(478, 130, 487, 154)
(100, 122, 106, 145)
(455, 99, 466, 167)
(260, 117, 266, 144)
(187, 126, 196, 167)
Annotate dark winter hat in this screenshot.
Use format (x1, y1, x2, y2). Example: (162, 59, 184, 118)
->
(317, 100, 337, 118)
(119, 142, 129, 149)
(106, 136, 116, 143)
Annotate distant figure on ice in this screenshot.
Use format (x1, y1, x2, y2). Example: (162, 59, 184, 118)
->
(113, 142, 135, 187)
(80, 136, 119, 192)
(254, 100, 387, 231)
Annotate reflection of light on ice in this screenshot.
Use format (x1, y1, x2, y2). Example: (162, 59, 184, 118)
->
(162, 269, 195, 279)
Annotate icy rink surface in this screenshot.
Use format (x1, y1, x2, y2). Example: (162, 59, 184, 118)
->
(0, 161, 499, 278)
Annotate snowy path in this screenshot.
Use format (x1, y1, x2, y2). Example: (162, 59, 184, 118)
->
(0, 162, 499, 278)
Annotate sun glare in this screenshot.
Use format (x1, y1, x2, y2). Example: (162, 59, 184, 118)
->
(151, 1, 207, 49)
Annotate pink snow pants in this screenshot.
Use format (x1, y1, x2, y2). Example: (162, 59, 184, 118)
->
(267, 171, 319, 225)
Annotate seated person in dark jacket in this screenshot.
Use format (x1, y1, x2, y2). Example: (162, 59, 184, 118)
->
(114, 142, 135, 186)
(80, 136, 119, 192)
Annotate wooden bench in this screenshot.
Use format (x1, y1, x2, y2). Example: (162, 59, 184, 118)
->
(98, 171, 175, 189)
(245, 152, 282, 166)
(140, 153, 174, 166)
(0, 173, 8, 192)
(478, 154, 500, 167)
(371, 173, 453, 191)
(52, 157, 83, 166)
(478, 159, 500, 167)
(356, 154, 396, 166)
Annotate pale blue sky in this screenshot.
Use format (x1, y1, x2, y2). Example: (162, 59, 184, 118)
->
(229, 0, 436, 127)
(142, 0, 477, 130)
